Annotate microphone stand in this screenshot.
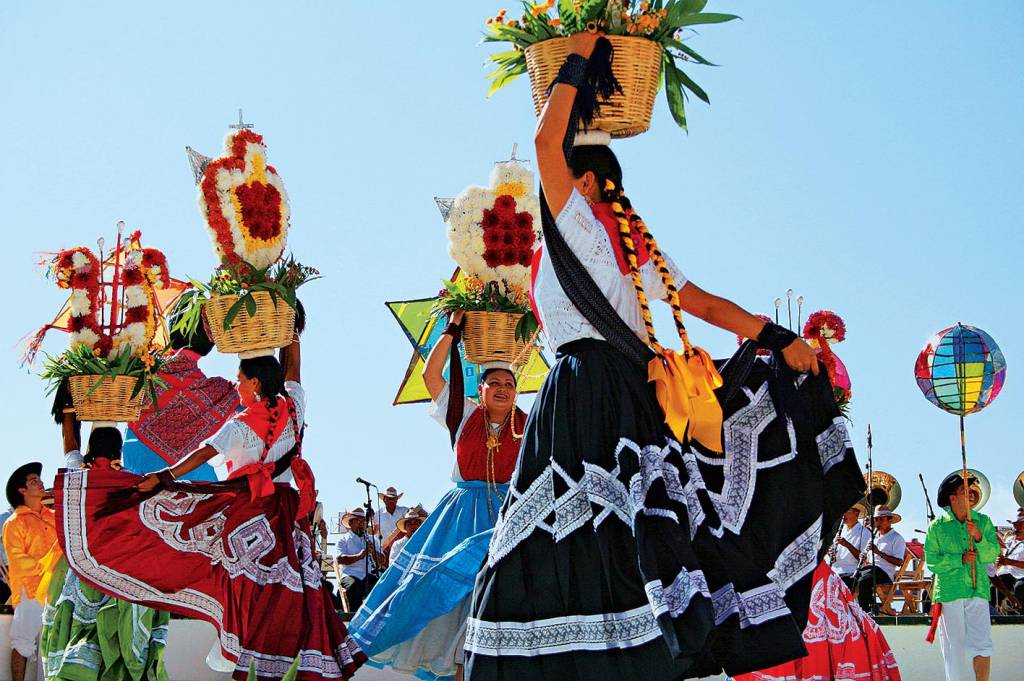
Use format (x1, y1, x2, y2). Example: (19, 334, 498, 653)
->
(356, 478, 378, 585)
(919, 473, 936, 524)
(867, 425, 878, 614)
(919, 472, 936, 613)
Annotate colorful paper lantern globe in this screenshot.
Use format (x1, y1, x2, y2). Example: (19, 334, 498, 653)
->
(915, 323, 1006, 416)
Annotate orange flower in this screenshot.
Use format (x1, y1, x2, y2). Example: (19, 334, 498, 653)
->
(550, 17, 560, 27)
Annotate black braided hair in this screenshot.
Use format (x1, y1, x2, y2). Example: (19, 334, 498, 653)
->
(538, 43, 652, 366)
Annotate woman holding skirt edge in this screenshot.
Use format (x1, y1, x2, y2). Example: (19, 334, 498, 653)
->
(465, 31, 864, 681)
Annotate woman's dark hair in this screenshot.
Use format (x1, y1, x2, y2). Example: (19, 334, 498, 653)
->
(294, 298, 306, 336)
(568, 145, 623, 199)
(239, 355, 286, 408)
(85, 427, 123, 464)
(479, 368, 516, 385)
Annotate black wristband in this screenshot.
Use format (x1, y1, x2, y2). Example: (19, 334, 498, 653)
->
(756, 322, 798, 352)
(443, 322, 463, 340)
(554, 54, 589, 89)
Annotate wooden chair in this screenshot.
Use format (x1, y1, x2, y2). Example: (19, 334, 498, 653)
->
(879, 546, 932, 615)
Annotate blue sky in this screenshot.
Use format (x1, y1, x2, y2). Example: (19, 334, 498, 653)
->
(1, 2, 1021, 540)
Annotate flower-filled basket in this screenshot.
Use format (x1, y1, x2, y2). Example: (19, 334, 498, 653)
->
(37, 232, 171, 422)
(437, 158, 542, 366)
(203, 290, 296, 354)
(462, 309, 531, 365)
(484, 1, 738, 137)
(175, 128, 317, 355)
(68, 374, 146, 423)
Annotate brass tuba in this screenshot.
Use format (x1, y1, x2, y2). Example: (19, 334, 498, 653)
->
(861, 470, 902, 514)
(944, 468, 991, 510)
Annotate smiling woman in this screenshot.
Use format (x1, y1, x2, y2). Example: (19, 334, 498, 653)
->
(347, 309, 527, 681)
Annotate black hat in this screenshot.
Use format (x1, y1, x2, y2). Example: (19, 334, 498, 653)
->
(6, 462, 43, 509)
(937, 472, 977, 508)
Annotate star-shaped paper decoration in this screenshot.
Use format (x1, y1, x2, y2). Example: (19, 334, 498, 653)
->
(386, 269, 550, 405)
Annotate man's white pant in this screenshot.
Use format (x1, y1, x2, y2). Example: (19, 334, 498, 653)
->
(10, 590, 43, 658)
(937, 597, 993, 681)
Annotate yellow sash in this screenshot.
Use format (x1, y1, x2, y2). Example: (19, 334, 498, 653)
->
(649, 346, 724, 453)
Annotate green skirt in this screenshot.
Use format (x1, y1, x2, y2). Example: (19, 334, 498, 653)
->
(40, 559, 170, 681)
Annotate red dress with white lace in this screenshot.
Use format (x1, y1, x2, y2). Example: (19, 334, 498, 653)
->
(55, 383, 365, 681)
(734, 562, 901, 681)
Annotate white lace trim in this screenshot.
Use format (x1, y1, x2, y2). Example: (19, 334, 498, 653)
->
(486, 436, 713, 568)
(711, 582, 790, 629)
(465, 605, 662, 657)
(768, 515, 823, 592)
(694, 382, 798, 535)
(645, 567, 710, 619)
(816, 416, 853, 475)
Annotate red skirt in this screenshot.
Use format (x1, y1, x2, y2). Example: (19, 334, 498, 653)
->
(55, 467, 366, 681)
(734, 562, 901, 681)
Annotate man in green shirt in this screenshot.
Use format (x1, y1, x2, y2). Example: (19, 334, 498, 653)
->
(925, 473, 999, 681)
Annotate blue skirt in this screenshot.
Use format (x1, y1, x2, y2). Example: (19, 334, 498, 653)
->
(349, 480, 507, 681)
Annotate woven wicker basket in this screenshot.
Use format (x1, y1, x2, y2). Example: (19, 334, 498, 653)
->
(525, 36, 663, 138)
(69, 374, 144, 422)
(205, 291, 296, 354)
(463, 311, 532, 365)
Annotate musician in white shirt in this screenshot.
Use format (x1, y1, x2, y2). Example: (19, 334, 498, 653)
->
(375, 486, 409, 542)
(854, 508, 907, 614)
(994, 508, 1024, 607)
(831, 506, 871, 591)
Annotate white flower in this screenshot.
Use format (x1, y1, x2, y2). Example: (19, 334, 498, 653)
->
(69, 289, 91, 317)
(73, 329, 100, 350)
(71, 251, 89, 269)
(124, 285, 147, 308)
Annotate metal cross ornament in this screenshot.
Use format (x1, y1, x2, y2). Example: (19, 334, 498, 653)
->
(229, 108, 254, 131)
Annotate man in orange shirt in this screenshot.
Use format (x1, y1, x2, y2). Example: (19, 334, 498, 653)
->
(2, 462, 57, 681)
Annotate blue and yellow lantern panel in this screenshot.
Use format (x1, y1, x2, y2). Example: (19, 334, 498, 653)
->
(915, 323, 1006, 416)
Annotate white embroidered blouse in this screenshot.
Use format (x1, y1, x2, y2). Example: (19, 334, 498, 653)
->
(533, 189, 688, 353)
(205, 380, 306, 483)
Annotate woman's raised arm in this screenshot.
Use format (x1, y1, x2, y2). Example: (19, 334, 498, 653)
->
(535, 31, 601, 217)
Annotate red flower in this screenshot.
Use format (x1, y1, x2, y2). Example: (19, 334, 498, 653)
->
(501, 250, 519, 266)
(514, 211, 533, 230)
(493, 195, 516, 217)
(483, 231, 503, 249)
(124, 306, 149, 324)
(518, 252, 532, 267)
(95, 335, 113, 358)
(515, 231, 535, 247)
(481, 209, 500, 229)
(803, 310, 847, 343)
(483, 249, 502, 267)
(71, 271, 93, 288)
(121, 268, 144, 285)
(69, 316, 86, 332)
(234, 182, 283, 241)
(501, 231, 515, 246)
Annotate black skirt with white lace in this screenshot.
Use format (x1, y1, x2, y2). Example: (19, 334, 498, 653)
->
(464, 338, 864, 680)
